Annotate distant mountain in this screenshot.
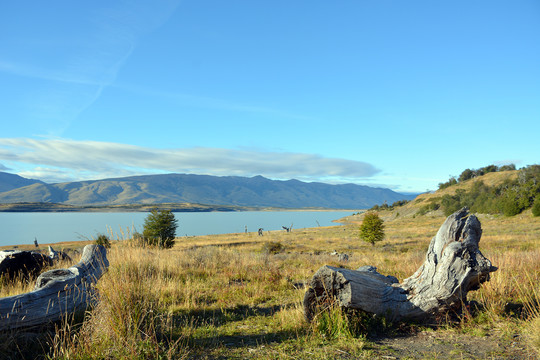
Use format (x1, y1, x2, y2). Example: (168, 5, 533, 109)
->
(0, 173, 416, 209)
(0, 172, 43, 193)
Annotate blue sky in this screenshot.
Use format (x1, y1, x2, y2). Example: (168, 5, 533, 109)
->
(1, 1, 539, 193)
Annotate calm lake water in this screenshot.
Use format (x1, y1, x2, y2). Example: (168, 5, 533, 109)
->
(0, 210, 354, 247)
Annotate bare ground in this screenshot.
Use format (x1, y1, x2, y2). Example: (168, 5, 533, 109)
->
(372, 329, 536, 360)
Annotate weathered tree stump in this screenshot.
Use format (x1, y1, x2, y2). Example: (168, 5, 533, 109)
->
(304, 208, 497, 322)
(0, 250, 53, 280)
(0, 244, 109, 331)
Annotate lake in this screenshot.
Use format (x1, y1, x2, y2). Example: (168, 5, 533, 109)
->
(0, 210, 354, 247)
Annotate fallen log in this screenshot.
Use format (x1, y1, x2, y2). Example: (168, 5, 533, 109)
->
(0, 244, 109, 331)
(0, 250, 53, 281)
(304, 208, 497, 322)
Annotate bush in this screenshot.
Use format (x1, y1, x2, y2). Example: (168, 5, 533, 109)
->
(417, 201, 440, 216)
(532, 198, 540, 217)
(459, 169, 475, 182)
(94, 233, 111, 248)
(439, 177, 458, 190)
(359, 212, 385, 246)
(369, 199, 410, 211)
(142, 209, 178, 249)
(499, 164, 516, 171)
(262, 241, 285, 254)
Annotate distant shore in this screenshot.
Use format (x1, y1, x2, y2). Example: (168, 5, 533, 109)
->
(0, 202, 358, 213)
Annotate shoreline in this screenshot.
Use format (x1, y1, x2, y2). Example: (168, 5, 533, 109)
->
(0, 202, 360, 213)
(0, 209, 359, 249)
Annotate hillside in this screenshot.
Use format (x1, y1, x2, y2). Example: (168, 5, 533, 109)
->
(0, 172, 43, 193)
(0, 173, 416, 209)
(404, 170, 519, 216)
(342, 166, 538, 223)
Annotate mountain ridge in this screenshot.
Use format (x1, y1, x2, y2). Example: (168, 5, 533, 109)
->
(0, 172, 44, 193)
(0, 172, 417, 209)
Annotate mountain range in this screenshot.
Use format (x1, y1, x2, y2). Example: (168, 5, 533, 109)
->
(0, 172, 416, 209)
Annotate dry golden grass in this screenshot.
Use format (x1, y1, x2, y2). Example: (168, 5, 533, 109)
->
(1, 210, 539, 359)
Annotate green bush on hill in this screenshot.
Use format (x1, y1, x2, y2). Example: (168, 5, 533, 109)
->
(417, 200, 440, 215)
(370, 199, 410, 211)
(532, 197, 540, 217)
(438, 164, 516, 190)
(438, 165, 540, 216)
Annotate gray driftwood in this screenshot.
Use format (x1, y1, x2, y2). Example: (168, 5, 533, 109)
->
(304, 208, 497, 322)
(0, 244, 109, 331)
(0, 251, 53, 280)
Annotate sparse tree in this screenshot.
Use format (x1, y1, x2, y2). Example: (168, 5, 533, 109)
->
(359, 212, 385, 246)
(142, 209, 178, 249)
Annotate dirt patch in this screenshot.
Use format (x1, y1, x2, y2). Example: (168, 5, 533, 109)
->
(372, 330, 534, 359)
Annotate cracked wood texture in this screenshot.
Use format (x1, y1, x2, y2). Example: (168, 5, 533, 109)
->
(304, 208, 497, 322)
(0, 244, 109, 331)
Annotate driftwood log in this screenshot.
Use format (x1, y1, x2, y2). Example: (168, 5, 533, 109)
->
(0, 244, 109, 331)
(0, 250, 53, 280)
(304, 208, 497, 322)
(0, 246, 72, 281)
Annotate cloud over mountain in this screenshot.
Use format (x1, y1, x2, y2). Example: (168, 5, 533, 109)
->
(0, 138, 379, 184)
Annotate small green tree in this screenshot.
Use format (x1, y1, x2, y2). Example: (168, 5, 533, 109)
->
(142, 209, 178, 248)
(359, 212, 385, 246)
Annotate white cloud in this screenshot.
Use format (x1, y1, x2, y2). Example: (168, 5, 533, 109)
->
(0, 138, 380, 184)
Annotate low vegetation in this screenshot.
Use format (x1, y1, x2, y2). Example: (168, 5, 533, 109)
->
(437, 164, 540, 216)
(1, 167, 539, 359)
(1, 208, 538, 359)
(94, 233, 111, 248)
(376, 165, 540, 219)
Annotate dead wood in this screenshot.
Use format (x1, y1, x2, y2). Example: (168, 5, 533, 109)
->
(0, 244, 109, 331)
(304, 208, 497, 322)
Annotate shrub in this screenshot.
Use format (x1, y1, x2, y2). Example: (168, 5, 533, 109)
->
(94, 233, 111, 248)
(262, 241, 285, 254)
(359, 212, 385, 246)
(369, 199, 410, 211)
(499, 164, 516, 171)
(131, 231, 145, 247)
(142, 209, 178, 249)
(438, 177, 458, 190)
(417, 201, 440, 216)
(532, 197, 540, 217)
(459, 169, 475, 182)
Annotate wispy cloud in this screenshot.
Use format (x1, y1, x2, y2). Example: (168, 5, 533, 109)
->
(0, 61, 106, 86)
(1, 1, 180, 136)
(0, 138, 380, 184)
(116, 83, 317, 121)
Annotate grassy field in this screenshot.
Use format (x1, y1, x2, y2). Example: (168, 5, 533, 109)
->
(1, 209, 539, 359)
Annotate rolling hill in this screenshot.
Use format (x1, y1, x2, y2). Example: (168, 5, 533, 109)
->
(342, 167, 538, 223)
(0, 172, 416, 209)
(0, 172, 43, 193)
